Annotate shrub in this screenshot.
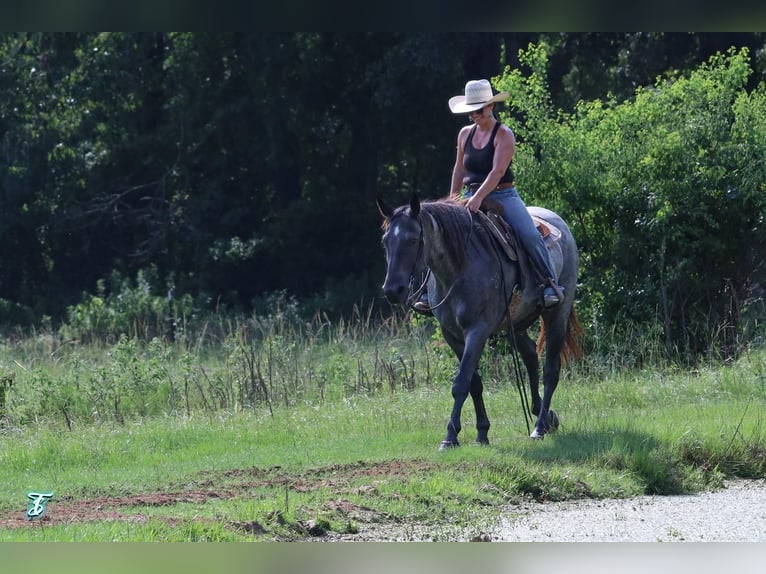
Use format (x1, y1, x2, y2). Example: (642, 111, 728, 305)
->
(61, 267, 194, 344)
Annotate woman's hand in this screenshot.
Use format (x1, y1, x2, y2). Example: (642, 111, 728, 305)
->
(465, 193, 483, 213)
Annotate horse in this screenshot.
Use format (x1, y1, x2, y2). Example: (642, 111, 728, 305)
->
(376, 193, 582, 448)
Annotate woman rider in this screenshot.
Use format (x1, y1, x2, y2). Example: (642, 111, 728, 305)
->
(413, 79, 563, 315)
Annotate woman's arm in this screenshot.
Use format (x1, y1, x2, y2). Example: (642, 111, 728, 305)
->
(449, 126, 470, 199)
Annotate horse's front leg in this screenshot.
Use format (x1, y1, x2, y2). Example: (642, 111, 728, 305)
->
(441, 330, 487, 450)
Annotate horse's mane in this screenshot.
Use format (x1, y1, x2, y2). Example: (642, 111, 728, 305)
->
(381, 197, 496, 273)
(420, 198, 494, 272)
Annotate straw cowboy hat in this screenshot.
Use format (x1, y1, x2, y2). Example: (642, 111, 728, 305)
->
(448, 79, 509, 114)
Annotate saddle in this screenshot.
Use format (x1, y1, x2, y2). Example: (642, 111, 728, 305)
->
(473, 199, 562, 304)
(477, 200, 562, 264)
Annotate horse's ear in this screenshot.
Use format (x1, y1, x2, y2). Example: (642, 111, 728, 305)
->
(409, 192, 421, 217)
(376, 197, 394, 219)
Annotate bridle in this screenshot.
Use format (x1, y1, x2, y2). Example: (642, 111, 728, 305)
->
(392, 205, 471, 314)
(385, 210, 427, 308)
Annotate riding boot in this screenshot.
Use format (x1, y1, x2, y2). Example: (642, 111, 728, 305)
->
(412, 292, 433, 316)
(543, 280, 565, 309)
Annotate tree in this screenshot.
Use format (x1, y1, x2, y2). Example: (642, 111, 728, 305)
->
(498, 44, 766, 358)
(0, 32, 764, 352)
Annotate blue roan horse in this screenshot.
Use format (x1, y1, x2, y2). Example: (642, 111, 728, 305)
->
(377, 194, 583, 448)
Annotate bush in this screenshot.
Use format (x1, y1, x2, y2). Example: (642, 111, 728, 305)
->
(498, 44, 766, 359)
(60, 267, 194, 344)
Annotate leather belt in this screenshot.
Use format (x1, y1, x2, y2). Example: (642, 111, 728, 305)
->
(465, 181, 514, 193)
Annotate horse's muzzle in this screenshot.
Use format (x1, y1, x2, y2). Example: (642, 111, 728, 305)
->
(382, 282, 408, 305)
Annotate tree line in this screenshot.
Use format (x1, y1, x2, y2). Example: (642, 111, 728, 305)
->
(0, 33, 763, 357)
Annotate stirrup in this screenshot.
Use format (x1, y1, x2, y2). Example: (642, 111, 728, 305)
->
(412, 300, 433, 316)
(543, 284, 564, 308)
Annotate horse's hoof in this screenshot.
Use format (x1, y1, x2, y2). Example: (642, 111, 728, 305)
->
(439, 440, 459, 451)
(547, 409, 560, 433)
(472, 439, 490, 447)
(529, 429, 545, 440)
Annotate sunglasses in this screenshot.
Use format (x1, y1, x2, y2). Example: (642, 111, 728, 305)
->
(469, 106, 487, 116)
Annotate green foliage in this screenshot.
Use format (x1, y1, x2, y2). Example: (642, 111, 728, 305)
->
(5, 336, 179, 426)
(61, 267, 193, 344)
(0, 33, 764, 360)
(2, 301, 456, 428)
(0, 32, 480, 324)
(498, 44, 766, 358)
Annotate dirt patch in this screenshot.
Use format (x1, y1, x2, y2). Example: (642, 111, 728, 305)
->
(10, 462, 764, 541)
(1, 490, 228, 529)
(0, 459, 443, 539)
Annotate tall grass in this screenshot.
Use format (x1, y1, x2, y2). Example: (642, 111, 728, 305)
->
(0, 298, 445, 429)
(1, 294, 765, 432)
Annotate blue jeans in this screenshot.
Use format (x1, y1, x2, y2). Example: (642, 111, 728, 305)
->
(464, 186, 558, 284)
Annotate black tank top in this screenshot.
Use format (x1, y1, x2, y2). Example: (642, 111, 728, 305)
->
(462, 122, 514, 187)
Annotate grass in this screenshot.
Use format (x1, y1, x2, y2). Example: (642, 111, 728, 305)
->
(1, 309, 765, 540)
(2, 363, 766, 540)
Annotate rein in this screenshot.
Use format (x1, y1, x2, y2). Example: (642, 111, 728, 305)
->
(407, 268, 459, 313)
(481, 213, 535, 435)
(506, 311, 534, 435)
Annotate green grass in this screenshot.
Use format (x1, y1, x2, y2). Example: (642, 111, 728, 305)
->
(1, 310, 765, 541)
(2, 347, 766, 540)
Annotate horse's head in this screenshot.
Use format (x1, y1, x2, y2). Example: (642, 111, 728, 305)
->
(376, 194, 425, 305)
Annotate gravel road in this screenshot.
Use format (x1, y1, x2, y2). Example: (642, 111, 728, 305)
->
(491, 478, 766, 541)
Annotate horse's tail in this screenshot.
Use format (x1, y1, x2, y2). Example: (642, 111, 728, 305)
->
(536, 306, 585, 364)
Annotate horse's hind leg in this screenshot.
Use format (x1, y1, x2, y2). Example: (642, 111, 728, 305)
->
(512, 330, 541, 417)
(532, 354, 562, 439)
(531, 314, 567, 439)
(469, 371, 490, 445)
